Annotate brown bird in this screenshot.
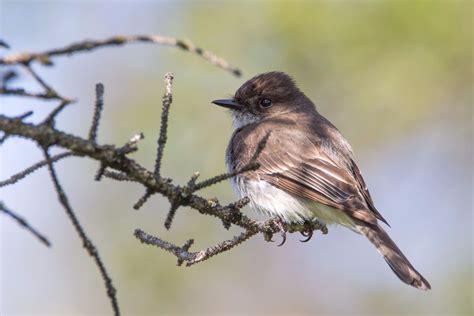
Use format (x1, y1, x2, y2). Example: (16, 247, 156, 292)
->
(212, 71, 430, 290)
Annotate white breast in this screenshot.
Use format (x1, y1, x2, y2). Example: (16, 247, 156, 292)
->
(231, 175, 356, 228)
(231, 176, 313, 223)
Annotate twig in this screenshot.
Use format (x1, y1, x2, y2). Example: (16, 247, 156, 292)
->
(89, 83, 104, 142)
(135, 228, 256, 267)
(0, 152, 74, 187)
(186, 230, 257, 266)
(0, 110, 33, 145)
(0, 35, 242, 76)
(135, 229, 194, 263)
(42, 99, 73, 126)
(43, 148, 120, 316)
(0, 87, 58, 100)
(22, 64, 56, 95)
(117, 132, 144, 155)
(134, 73, 174, 211)
(1, 70, 17, 84)
(164, 201, 180, 230)
(154, 72, 174, 179)
(0, 201, 50, 247)
(133, 190, 153, 210)
(191, 132, 271, 192)
(102, 170, 137, 182)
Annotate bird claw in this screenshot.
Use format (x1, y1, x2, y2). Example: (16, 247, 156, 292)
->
(299, 230, 313, 242)
(272, 216, 287, 247)
(277, 233, 287, 247)
(299, 219, 324, 243)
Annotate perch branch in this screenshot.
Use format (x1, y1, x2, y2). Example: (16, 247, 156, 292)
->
(0, 35, 329, 311)
(0, 34, 247, 314)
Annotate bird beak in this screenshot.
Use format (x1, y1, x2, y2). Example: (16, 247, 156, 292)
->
(212, 99, 243, 110)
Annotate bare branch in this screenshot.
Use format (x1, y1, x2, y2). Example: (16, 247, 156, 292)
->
(154, 72, 174, 179)
(186, 230, 257, 266)
(191, 132, 271, 192)
(133, 190, 153, 210)
(0, 152, 74, 187)
(117, 132, 144, 155)
(0, 35, 249, 313)
(0, 110, 33, 145)
(0, 201, 51, 247)
(88, 83, 104, 142)
(41, 99, 74, 126)
(0, 35, 241, 76)
(0, 87, 59, 100)
(164, 201, 180, 230)
(134, 73, 174, 211)
(22, 64, 57, 96)
(102, 170, 137, 182)
(0, 35, 330, 305)
(43, 148, 120, 316)
(135, 229, 194, 264)
(1, 70, 17, 83)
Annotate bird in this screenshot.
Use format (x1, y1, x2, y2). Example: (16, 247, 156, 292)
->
(212, 71, 430, 290)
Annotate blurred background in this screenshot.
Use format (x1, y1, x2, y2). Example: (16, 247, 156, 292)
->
(1, 1, 472, 315)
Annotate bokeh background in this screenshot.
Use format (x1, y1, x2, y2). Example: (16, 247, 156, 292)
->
(1, 1, 472, 315)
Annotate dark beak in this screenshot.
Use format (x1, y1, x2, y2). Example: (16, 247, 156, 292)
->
(212, 99, 243, 110)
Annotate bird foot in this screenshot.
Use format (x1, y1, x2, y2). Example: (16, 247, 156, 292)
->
(270, 216, 287, 247)
(299, 219, 327, 242)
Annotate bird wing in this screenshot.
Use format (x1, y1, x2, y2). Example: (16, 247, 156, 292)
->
(239, 127, 387, 226)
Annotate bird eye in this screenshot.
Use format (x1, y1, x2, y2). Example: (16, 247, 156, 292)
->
(259, 98, 272, 108)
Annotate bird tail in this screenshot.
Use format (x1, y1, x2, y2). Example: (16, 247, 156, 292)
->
(356, 223, 431, 290)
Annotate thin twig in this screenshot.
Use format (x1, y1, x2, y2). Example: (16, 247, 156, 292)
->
(0, 111, 33, 145)
(102, 170, 137, 182)
(0, 152, 74, 187)
(22, 63, 68, 101)
(117, 133, 144, 155)
(192, 132, 271, 191)
(43, 148, 120, 316)
(0, 35, 242, 76)
(0, 201, 50, 247)
(1, 70, 17, 84)
(134, 228, 257, 267)
(164, 201, 180, 230)
(186, 230, 257, 266)
(42, 99, 73, 126)
(88, 83, 104, 142)
(133, 190, 153, 210)
(153, 72, 174, 179)
(135, 229, 194, 263)
(0, 87, 58, 100)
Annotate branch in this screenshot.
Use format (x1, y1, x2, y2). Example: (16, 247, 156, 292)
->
(0, 201, 50, 247)
(0, 35, 241, 76)
(0, 35, 329, 312)
(0, 34, 248, 314)
(154, 72, 174, 179)
(0, 93, 328, 257)
(0, 152, 74, 187)
(88, 83, 104, 142)
(43, 148, 120, 316)
(135, 217, 328, 267)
